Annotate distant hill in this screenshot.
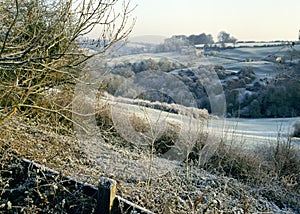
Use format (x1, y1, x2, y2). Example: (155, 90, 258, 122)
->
(98, 44, 300, 118)
(129, 35, 166, 44)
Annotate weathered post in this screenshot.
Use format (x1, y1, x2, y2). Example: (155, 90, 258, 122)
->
(97, 177, 117, 214)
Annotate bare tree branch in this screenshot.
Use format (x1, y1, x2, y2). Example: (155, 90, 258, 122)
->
(0, 0, 19, 57)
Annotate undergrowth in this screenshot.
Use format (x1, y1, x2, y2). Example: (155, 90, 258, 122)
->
(0, 100, 299, 213)
(202, 136, 300, 212)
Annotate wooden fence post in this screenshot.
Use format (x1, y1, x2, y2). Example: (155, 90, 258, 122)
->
(97, 177, 117, 214)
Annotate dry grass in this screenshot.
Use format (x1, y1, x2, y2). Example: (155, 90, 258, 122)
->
(1, 90, 300, 214)
(96, 103, 114, 131)
(202, 137, 300, 212)
(154, 120, 180, 155)
(91, 99, 300, 212)
(129, 113, 150, 133)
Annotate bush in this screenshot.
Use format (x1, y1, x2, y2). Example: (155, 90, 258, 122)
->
(268, 137, 300, 177)
(129, 113, 150, 133)
(154, 121, 180, 155)
(187, 130, 208, 164)
(204, 141, 265, 181)
(199, 135, 300, 211)
(95, 104, 114, 130)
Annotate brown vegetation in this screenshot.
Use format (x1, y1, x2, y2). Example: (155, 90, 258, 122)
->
(0, 0, 134, 127)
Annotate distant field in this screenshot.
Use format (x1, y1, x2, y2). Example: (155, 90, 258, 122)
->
(109, 43, 300, 72)
(101, 97, 300, 150)
(210, 117, 300, 149)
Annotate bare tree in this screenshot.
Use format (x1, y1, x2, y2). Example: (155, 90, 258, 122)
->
(217, 31, 237, 48)
(0, 0, 135, 127)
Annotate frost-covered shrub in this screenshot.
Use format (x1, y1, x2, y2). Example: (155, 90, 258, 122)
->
(129, 113, 150, 133)
(154, 121, 180, 155)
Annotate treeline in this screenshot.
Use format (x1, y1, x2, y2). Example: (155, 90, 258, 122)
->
(222, 70, 300, 118)
(154, 31, 238, 53)
(163, 31, 238, 46)
(245, 76, 300, 118)
(104, 57, 186, 94)
(110, 57, 185, 76)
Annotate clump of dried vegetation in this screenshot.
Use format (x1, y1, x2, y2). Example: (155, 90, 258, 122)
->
(203, 136, 300, 212)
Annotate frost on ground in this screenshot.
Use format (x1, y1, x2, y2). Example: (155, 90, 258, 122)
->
(1, 115, 299, 213)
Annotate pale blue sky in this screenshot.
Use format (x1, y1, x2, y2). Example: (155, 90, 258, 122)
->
(130, 0, 300, 41)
